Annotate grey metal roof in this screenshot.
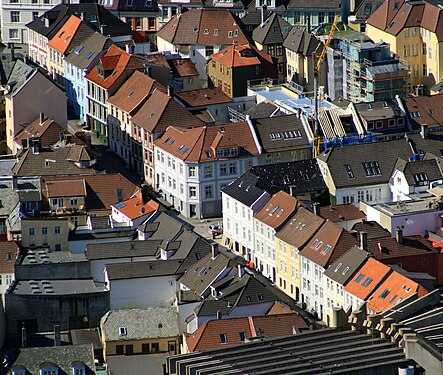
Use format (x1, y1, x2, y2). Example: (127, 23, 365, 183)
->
(167, 328, 410, 375)
(251, 114, 310, 153)
(102, 307, 180, 341)
(354, 99, 405, 122)
(253, 13, 292, 45)
(10, 344, 95, 375)
(65, 32, 113, 70)
(283, 26, 320, 55)
(221, 171, 268, 207)
(323, 245, 372, 285)
(5, 60, 36, 98)
(105, 259, 183, 280)
(393, 158, 443, 186)
(85, 240, 162, 260)
(0, 159, 17, 176)
(245, 101, 284, 119)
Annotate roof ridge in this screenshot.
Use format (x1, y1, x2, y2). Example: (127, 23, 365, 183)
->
(184, 126, 206, 162)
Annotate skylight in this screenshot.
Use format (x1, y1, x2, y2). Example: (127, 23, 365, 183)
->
(323, 245, 331, 254)
(315, 241, 323, 249)
(355, 273, 364, 283)
(389, 294, 398, 303)
(344, 164, 354, 178)
(86, 51, 94, 59)
(362, 277, 373, 287)
(76, 45, 84, 54)
(362, 161, 381, 176)
(379, 289, 390, 299)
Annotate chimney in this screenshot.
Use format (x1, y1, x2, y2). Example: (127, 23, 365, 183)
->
(306, 16, 311, 33)
(21, 323, 27, 348)
(141, 184, 149, 204)
(261, 5, 268, 24)
(39, 112, 45, 125)
(359, 231, 368, 251)
(54, 325, 61, 346)
(12, 174, 18, 191)
(84, 132, 92, 149)
(313, 202, 320, 216)
(167, 85, 174, 97)
(396, 226, 404, 245)
(238, 264, 244, 278)
(216, 310, 222, 319)
(420, 124, 428, 139)
(211, 243, 218, 259)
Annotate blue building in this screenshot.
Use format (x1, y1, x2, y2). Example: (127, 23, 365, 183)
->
(64, 32, 113, 120)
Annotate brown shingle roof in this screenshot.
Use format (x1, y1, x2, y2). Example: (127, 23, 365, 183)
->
(154, 122, 260, 162)
(131, 89, 205, 134)
(403, 94, 443, 130)
(14, 115, 66, 148)
(175, 87, 232, 108)
(169, 58, 199, 78)
(253, 191, 298, 230)
(251, 313, 308, 337)
(300, 221, 358, 268)
(320, 204, 365, 223)
(276, 207, 325, 249)
(46, 179, 87, 198)
(157, 9, 250, 46)
(65, 145, 94, 162)
(41, 174, 137, 211)
(107, 70, 157, 114)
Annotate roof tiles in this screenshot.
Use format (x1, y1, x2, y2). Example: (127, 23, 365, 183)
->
(253, 191, 298, 230)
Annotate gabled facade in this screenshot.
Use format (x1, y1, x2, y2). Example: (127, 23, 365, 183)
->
(283, 0, 343, 29)
(64, 32, 113, 119)
(4, 60, 67, 153)
(85, 45, 146, 144)
(208, 44, 276, 97)
(153, 122, 261, 218)
(253, 191, 298, 282)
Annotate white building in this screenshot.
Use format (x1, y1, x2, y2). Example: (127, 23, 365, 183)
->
(253, 191, 298, 282)
(221, 172, 270, 259)
(153, 123, 261, 219)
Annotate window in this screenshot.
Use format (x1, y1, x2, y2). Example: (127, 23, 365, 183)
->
(318, 12, 325, 23)
(142, 343, 149, 353)
(42, 227, 48, 235)
(73, 366, 85, 375)
(151, 342, 159, 352)
(32, 12, 39, 20)
(362, 161, 381, 176)
(220, 333, 228, 343)
(388, 119, 396, 128)
(220, 163, 227, 175)
(205, 185, 213, 198)
(362, 277, 373, 287)
(116, 345, 124, 354)
(355, 273, 364, 283)
(70, 198, 78, 206)
(41, 370, 58, 375)
(423, 64, 427, 76)
(205, 46, 214, 57)
(29, 228, 35, 236)
(204, 165, 212, 177)
(189, 186, 197, 197)
(379, 289, 390, 299)
(125, 344, 133, 355)
(229, 162, 236, 174)
(189, 166, 196, 177)
(10, 11, 20, 23)
(55, 226, 61, 234)
(344, 164, 354, 178)
(55, 244, 61, 251)
(9, 29, 19, 39)
(119, 327, 127, 336)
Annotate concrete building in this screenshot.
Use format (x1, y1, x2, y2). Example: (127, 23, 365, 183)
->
(20, 218, 72, 251)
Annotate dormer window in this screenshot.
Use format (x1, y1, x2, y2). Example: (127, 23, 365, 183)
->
(119, 326, 127, 336)
(127, 0, 133, 5)
(72, 365, 86, 375)
(216, 147, 238, 158)
(12, 370, 26, 375)
(40, 367, 58, 375)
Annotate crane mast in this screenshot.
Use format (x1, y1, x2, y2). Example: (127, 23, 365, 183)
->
(312, 16, 339, 157)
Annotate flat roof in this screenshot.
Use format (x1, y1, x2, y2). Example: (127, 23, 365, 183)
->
(12, 279, 107, 295)
(371, 194, 442, 216)
(20, 250, 87, 265)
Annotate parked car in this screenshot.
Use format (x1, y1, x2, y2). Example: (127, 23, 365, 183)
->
(209, 223, 223, 235)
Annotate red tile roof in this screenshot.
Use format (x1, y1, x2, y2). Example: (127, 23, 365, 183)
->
(131, 89, 205, 134)
(0, 241, 20, 274)
(169, 58, 199, 78)
(254, 191, 298, 230)
(320, 204, 365, 223)
(366, 270, 428, 313)
(154, 122, 260, 162)
(185, 312, 307, 352)
(107, 70, 158, 115)
(344, 258, 391, 301)
(300, 221, 358, 268)
(46, 179, 87, 198)
(85, 45, 145, 90)
(210, 44, 274, 70)
(266, 301, 295, 315)
(48, 15, 81, 54)
(111, 190, 160, 220)
(403, 95, 443, 130)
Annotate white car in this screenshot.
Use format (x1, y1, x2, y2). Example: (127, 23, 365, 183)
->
(208, 223, 223, 235)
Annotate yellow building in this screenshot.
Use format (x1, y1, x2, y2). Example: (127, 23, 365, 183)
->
(366, 0, 443, 93)
(20, 218, 72, 251)
(100, 307, 180, 360)
(275, 207, 325, 302)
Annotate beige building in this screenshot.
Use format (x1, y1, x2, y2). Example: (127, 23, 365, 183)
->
(100, 307, 180, 360)
(5, 60, 67, 153)
(20, 218, 72, 251)
(366, 0, 443, 93)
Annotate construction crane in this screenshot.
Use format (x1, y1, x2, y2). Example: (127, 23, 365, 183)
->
(312, 16, 339, 157)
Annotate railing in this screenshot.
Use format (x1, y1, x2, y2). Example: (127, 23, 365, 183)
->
(228, 107, 246, 122)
